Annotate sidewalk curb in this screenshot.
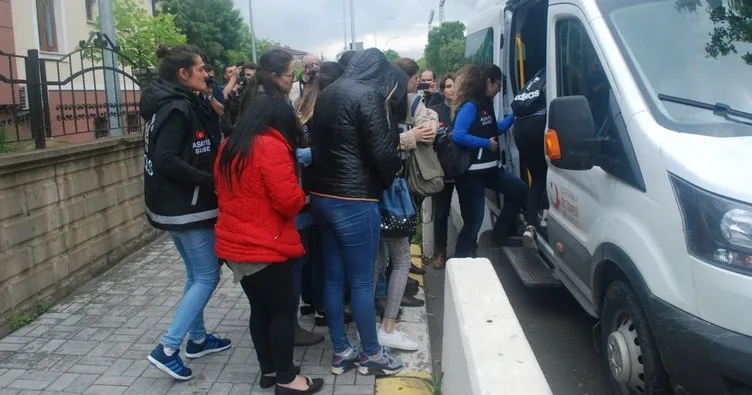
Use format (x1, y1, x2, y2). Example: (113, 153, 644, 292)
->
(375, 244, 435, 395)
(376, 371, 434, 394)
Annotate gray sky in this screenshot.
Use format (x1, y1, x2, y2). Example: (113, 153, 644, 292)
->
(232, 0, 481, 60)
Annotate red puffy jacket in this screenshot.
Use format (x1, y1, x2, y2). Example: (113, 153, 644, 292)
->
(214, 128, 305, 263)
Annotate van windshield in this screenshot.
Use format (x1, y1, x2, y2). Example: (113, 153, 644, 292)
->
(603, 0, 752, 136)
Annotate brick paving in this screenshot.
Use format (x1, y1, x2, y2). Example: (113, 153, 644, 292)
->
(0, 236, 384, 395)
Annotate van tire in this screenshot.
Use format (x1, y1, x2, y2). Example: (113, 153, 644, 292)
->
(601, 281, 672, 395)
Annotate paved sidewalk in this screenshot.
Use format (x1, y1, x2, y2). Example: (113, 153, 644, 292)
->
(0, 235, 432, 395)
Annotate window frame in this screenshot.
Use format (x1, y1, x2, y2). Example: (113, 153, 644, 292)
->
(555, 17, 612, 128)
(464, 28, 495, 66)
(36, 0, 59, 53)
(86, 0, 98, 23)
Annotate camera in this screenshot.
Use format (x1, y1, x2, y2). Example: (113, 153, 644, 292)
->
(204, 76, 215, 87)
(416, 82, 431, 91)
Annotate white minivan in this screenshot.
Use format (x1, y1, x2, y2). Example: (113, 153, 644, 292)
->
(462, 0, 752, 393)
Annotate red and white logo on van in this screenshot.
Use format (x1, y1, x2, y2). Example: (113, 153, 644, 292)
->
(195, 130, 206, 140)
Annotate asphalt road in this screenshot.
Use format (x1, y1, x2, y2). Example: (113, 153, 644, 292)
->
(424, 238, 612, 395)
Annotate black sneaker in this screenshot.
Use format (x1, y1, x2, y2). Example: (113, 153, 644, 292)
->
(185, 333, 232, 359)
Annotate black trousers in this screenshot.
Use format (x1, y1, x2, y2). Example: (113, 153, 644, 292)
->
(513, 115, 549, 228)
(239, 261, 297, 384)
(432, 182, 455, 255)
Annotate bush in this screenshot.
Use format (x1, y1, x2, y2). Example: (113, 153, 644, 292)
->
(0, 127, 16, 153)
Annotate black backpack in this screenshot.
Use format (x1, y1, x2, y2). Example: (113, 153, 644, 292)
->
(511, 68, 546, 117)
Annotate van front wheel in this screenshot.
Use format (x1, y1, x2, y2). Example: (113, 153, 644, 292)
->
(601, 281, 672, 395)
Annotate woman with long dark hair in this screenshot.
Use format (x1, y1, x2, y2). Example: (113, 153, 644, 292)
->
(451, 64, 528, 257)
(236, 49, 325, 346)
(140, 44, 231, 381)
(239, 49, 296, 109)
(214, 94, 324, 395)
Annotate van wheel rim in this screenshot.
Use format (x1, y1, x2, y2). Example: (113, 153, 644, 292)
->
(608, 315, 645, 393)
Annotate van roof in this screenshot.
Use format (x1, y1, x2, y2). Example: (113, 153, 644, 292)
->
(506, 0, 546, 10)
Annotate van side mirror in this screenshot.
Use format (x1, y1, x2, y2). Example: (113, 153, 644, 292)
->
(547, 96, 604, 170)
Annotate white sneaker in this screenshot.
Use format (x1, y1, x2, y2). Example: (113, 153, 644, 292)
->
(522, 225, 537, 250)
(378, 329, 418, 352)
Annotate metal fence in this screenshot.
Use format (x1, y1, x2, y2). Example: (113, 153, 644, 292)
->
(0, 33, 154, 149)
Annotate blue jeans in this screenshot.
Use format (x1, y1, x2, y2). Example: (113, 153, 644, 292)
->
(310, 195, 381, 355)
(455, 167, 528, 258)
(294, 226, 324, 310)
(162, 228, 221, 350)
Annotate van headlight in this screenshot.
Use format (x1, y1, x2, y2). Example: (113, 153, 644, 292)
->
(671, 174, 752, 275)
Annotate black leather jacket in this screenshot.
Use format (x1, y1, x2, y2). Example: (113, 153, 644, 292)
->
(308, 49, 406, 200)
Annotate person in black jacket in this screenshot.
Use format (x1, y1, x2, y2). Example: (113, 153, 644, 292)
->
(511, 68, 548, 249)
(308, 48, 404, 377)
(140, 44, 231, 381)
(429, 73, 457, 269)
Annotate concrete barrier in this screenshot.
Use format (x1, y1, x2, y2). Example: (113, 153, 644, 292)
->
(442, 257, 552, 395)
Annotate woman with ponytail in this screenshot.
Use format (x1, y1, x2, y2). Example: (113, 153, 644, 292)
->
(140, 44, 231, 381)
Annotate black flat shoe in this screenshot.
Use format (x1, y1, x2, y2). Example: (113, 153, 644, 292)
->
(293, 325, 325, 347)
(259, 366, 302, 389)
(313, 309, 353, 327)
(299, 304, 315, 316)
(409, 263, 426, 275)
(401, 295, 425, 307)
(275, 376, 324, 395)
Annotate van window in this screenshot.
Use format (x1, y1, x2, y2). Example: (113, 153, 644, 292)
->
(556, 19, 611, 130)
(602, 0, 752, 136)
(465, 28, 494, 65)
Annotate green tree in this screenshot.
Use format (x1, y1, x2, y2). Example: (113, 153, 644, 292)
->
(157, 0, 253, 68)
(675, 0, 752, 65)
(424, 21, 466, 75)
(384, 49, 400, 61)
(94, 0, 186, 68)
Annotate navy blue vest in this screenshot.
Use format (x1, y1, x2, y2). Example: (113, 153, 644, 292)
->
(464, 99, 499, 173)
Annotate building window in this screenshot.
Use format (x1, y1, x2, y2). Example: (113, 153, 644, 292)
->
(36, 0, 58, 52)
(86, 0, 98, 22)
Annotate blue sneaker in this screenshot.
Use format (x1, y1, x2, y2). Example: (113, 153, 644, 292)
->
(185, 333, 232, 359)
(331, 346, 359, 375)
(357, 347, 403, 376)
(147, 344, 192, 381)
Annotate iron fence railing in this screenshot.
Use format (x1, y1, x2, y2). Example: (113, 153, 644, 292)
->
(0, 33, 156, 149)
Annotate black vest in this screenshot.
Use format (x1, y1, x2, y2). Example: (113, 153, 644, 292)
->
(431, 101, 453, 137)
(464, 99, 499, 173)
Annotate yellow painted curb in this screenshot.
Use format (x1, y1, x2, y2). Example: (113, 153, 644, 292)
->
(376, 371, 434, 395)
(409, 247, 424, 287)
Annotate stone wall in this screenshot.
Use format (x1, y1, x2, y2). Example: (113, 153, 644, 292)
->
(0, 135, 161, 336)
